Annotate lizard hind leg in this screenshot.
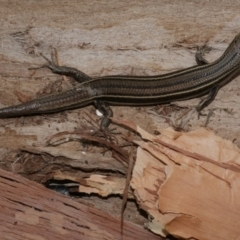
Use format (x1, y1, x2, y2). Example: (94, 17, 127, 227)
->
(94, 100, 113, 131)
(195, 45, 210, 65)
(29, 52, 91, 83)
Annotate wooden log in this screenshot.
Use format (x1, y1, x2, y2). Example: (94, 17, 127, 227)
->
(0, 168, 161, 240)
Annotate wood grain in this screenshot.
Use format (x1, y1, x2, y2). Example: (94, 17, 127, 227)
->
(0, 167, 161, 240)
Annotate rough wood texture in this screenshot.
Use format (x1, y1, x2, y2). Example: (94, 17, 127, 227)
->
(0, 167, 161, 240)
(1, 1, 240, 142)
(116, 119, 240, 239)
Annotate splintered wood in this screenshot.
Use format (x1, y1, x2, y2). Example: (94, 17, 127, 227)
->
(100, 119, 239, 240)
(130, 123, 240, 240)
(47, 118, 240, 239)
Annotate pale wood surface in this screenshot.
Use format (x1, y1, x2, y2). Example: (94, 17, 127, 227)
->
(0, 1, 240, 145)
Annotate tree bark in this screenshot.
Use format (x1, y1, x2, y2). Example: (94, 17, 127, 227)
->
(0, 167, 161, 240)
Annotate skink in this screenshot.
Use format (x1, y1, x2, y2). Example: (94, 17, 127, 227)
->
(1, 33, 240, 129)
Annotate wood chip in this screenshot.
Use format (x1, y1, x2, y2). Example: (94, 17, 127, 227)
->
(112, 118, 240, 239)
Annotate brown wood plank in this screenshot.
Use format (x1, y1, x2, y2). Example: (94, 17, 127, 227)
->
(0, 168, 161, 240)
